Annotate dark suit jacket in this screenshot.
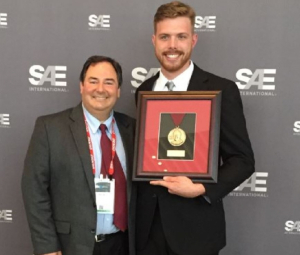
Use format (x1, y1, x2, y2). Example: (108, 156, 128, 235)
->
(22, 103, 136, 255)
(134, 64, 255, 255)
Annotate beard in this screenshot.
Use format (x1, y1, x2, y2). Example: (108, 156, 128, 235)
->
(155, 49, 191, 74)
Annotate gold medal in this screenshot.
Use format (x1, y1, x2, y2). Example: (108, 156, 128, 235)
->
(168, 127, 186, 146)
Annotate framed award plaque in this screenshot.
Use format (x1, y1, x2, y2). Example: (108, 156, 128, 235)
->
(133, 91, 222, 183)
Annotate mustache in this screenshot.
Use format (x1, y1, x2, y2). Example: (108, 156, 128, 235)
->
(163, 50, 183, 55)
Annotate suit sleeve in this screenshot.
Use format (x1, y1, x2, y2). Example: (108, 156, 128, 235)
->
(21, 117, 61, 254)
(203, 81, 255, 203)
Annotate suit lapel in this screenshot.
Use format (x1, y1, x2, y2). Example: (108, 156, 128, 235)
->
(145, 72, 159, 90)
(187, 64, 210, 91)
(69, 104, 95, 202)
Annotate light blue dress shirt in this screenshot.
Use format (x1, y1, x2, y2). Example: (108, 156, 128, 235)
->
(82, 105, 127, 234)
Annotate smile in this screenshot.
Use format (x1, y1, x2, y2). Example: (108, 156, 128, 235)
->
(163, 52, 182, 60)
(93, 96, 107, 100)
(167, 54, 179, 59)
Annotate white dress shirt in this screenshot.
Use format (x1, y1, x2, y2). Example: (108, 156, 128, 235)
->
(153, 61, 194, 91)
(82, 104, 127, 234)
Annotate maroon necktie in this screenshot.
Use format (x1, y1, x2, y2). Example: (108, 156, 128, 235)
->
(100, 124, 128, 231)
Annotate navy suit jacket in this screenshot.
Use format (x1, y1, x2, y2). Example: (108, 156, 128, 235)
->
(134, 64, 255, 255)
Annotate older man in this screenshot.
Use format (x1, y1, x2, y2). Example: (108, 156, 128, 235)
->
(22, 56, 135, 255)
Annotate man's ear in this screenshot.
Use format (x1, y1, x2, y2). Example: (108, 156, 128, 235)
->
(152, 34, 156, 47)
(80, 82, 84, 94)
(192, 33, 198, 48)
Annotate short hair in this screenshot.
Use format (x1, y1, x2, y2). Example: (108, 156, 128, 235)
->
(154, 1, 196, 32)
(79, 55, 123, 87)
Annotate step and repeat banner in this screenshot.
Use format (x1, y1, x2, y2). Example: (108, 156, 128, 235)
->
(1, 0, 300, 254)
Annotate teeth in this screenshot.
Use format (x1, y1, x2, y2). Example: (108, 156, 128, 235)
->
(167, 54, 178, 59)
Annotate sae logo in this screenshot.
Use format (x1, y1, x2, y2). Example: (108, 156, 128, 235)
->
(194, 16, 216, 32)
(28, 65, 68, 92)
(293, 121, 300, 135)
(0, 114, 10, 128)
(285, 221, 300, 235)
(0, 13, 8, 28)
(0, 210, 12, 223)
(89, 15, 110, 30)
(229, 172, 269, 198)
(131, 67, 159, 92)
(236, 69, 277, 96)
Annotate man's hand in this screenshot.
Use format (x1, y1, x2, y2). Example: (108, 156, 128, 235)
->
(42, 252, 62, 255)
(150, 176, 206, 198)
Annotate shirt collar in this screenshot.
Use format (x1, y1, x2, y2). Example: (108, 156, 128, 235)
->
(172, 61, 194, 89)
(82, 104, 113, 134)
(155, 61, 194, 91)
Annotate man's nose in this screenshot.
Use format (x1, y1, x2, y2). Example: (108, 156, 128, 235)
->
(96, 82, 105, 92)
(168, 37, 178, 49)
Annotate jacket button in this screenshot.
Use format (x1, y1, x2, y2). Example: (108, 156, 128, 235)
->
(152, 194, 157, 198)
(93, 202, 96, 208)
(91, 229, 96, 234)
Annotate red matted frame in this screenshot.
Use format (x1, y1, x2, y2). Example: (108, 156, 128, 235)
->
(133, 91, 221, 183)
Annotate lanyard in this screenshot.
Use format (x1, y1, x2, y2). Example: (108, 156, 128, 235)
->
(84, 115, 116, 178)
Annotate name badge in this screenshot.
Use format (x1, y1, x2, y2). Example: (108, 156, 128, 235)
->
(94, 175, 115, 214)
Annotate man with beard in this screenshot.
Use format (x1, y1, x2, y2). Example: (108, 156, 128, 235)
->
(134, 2, 255, 255)
(22, 56, 135, 255)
